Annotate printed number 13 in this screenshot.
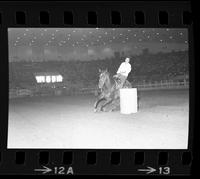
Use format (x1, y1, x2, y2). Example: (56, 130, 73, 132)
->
(159, 167, 170, 175)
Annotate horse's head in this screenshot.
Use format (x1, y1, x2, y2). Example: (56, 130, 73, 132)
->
(98, 69, 110, 89)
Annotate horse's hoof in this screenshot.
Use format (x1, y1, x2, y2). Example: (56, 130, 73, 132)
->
(94, 109, 97, 113)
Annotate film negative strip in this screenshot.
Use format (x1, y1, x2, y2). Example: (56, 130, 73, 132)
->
(0, 0, 197, 175)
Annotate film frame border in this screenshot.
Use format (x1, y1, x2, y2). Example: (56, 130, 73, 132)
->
(0, 1, 195, 175)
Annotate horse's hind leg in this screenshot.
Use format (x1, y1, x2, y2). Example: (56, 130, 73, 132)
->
(109, 98, 120, 112)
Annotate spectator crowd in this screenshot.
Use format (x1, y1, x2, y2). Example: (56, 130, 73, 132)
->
(9, 49, 189, 90)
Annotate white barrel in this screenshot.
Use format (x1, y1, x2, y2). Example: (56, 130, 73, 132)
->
(120, 88, 137, 114)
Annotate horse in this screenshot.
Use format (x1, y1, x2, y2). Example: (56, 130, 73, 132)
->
(94, 69, 132, 112)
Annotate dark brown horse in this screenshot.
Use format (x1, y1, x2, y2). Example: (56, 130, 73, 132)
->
(94, 69, 132, 112)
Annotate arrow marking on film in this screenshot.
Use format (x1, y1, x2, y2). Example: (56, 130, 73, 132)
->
(138, 166, 156, 174)
(34, 165, 52, 174)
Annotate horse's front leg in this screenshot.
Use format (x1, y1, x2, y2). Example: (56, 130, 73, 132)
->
(100, 98, 113, 112)
(94, 97, 106, 112)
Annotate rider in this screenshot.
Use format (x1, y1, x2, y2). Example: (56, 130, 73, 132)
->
(113, 57, 132, 89)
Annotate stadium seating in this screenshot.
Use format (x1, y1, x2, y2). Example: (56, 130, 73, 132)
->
(9, 50, 189, 92)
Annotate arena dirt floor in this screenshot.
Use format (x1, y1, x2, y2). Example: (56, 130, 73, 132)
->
(8, 88, 189, 149)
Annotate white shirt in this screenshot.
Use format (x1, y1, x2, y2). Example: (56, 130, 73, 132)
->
(117, 62, 131, 77)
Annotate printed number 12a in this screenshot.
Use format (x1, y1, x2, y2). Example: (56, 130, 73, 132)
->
(54, 167, 65, 175)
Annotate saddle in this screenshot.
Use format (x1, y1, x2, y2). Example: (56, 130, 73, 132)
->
(113, 75, 131, 89)
(113, 76, 125, 89)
